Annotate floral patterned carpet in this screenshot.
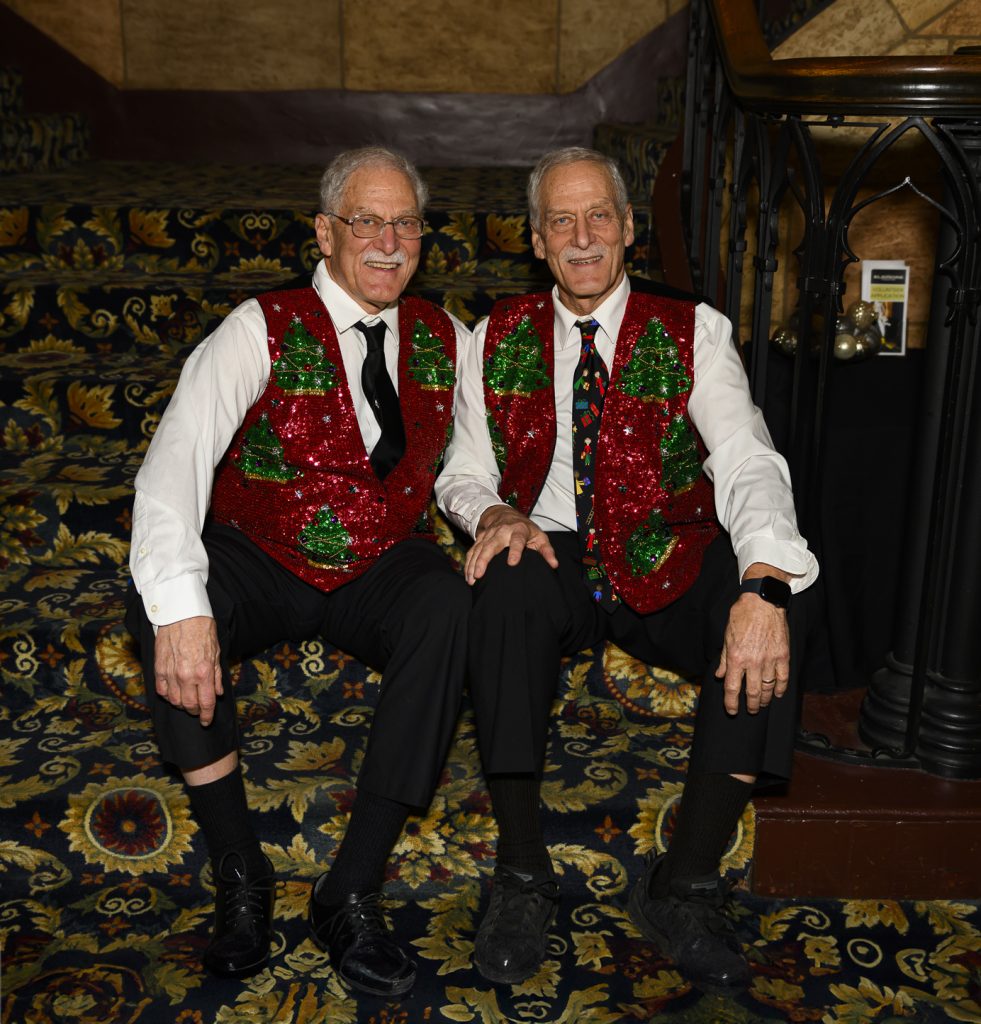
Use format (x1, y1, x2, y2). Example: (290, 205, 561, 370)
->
(1, 159, 979, 1024)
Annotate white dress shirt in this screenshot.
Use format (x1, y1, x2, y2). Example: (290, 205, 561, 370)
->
(435, 274, 818, 591)
(130, 260, 472, 626)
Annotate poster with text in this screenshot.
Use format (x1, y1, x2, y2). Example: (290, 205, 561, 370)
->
(861, 260, 908, 356)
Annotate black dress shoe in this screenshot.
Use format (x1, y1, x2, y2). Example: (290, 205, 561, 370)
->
(202, 851, 275, 979)
(627, 852, 751, 992)
(308, 878, 415, 996)
(473, 865, 560, 985)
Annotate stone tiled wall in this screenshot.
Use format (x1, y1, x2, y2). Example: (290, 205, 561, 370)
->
(773, 0, 981, 57)
(5, 0, 684, 93)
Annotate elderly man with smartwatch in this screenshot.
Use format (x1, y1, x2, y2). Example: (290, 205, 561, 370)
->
(435, 146, 818, 993)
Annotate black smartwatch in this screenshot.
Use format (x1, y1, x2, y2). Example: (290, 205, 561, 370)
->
(739, 575, 791, 609)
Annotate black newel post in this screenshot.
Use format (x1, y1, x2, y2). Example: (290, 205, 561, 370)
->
(859, 124, 981, 779)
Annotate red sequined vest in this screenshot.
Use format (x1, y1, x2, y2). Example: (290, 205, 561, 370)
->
(211, 287, 456, 592)
(483, 289, 719, 614)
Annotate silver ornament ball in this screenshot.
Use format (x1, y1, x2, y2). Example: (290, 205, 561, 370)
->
(848, 300, 876, 330)
(834, 333, 857, 360)
(857, 325, 882, 356)
(771, 327, 798, 355)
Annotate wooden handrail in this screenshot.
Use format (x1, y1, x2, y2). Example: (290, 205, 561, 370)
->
(709, 0, 981, 114)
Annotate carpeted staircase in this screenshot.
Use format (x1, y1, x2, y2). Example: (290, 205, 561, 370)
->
(0, 65, 89, 176)
(2, 75, 979, 1022)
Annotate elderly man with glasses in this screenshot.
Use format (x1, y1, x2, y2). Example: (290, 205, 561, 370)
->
(436, 147, 818, 993)
(127, 147, 471, 996)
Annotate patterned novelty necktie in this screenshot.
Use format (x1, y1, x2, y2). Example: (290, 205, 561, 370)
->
(572, 319, 618, 610)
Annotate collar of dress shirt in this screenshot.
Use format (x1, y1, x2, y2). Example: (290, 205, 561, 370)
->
(551, 272, 631, 350)
(312, 260, 401, 339)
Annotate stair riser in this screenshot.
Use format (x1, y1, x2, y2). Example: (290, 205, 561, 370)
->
(1, 356, 179, 448)
(0, 113, 89, 176)
(0, 277, 543, 356)
(0, 66, 24, 119)
(1, 281, 251, 355)
(0, 203, 652, 281)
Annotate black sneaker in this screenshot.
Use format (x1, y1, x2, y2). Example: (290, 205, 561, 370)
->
(627, 852, 751, 992)
(474, 865, 560, 985)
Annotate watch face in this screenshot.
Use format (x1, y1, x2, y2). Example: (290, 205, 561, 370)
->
(759, 576, 791, 608)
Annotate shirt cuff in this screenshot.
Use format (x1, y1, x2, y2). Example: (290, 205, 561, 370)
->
(733, 537, 819, 594)
(139, 573, 213, 627)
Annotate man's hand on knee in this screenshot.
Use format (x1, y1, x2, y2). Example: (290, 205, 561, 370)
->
(465, 505, 559, 584)
(715, 595, 790, 715)
(154, 616, 223, 726)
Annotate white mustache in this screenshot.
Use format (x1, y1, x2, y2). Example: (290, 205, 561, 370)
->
(561, 244, 607, 262)
(362, 249, 407, 265)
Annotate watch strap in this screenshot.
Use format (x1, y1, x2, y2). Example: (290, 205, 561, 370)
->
(739, 575, 791, 608)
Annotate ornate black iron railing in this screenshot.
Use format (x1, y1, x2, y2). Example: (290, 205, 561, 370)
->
(671, 0, 981, 778)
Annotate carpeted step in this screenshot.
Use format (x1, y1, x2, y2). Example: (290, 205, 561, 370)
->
(0, 272, 280, 355)
(0, 66, 24, 119)
(0, 112, 89, 176)
(0, 347, 182, 448)
(0, 163, 654, 292)
(593, 122, 676, 205)
(1, 233, 653, 356)
(0, 270, 552, 357)
(0, 436, 138, 706)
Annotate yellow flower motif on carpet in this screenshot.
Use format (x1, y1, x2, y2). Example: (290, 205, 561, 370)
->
(95, 625, 145, 708)
(603, 643, 698, 719)
(394, 802, 498, 889)
(629, 780, 754, 871)
(60, 773, 194, 875)
(0, 206, 29, 247)
(486, 214, 528, 254)
(128, 209, 173, 249)
(17, 964, 151, 1024)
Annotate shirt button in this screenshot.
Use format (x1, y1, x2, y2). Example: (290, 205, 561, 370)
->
(150, 604, 158, 613)
(138, 546, 147, 556)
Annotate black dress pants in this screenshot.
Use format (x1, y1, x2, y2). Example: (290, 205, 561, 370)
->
(469, 530, 806, 783)
(126, 522, 469, 809)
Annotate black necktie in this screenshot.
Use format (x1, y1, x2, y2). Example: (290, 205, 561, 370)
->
(355, 320, 405, 480)
(572, 319, 618, 610)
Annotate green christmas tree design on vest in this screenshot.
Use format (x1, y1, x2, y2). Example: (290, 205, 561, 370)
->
(486, 411, 507, 475)
(626, 508, 679, 576)
(619, 318, 692, 402)
(273, 316, 339, 394)
(661, 414, 701, 494)
(409, 320, 455, 390)
(237, 412, 297, 483)
(298, 504, 358, 568)
(485, 316, 551, 395)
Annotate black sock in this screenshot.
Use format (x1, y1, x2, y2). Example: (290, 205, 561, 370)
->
(487, 774, 552, 877)
(317, 789, 411, 904)
(185, 768, 267, 877)
(652, 772, 754, 896)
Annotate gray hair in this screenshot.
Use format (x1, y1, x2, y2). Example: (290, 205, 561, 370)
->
(527, 147, 629, 231)
(319, 147, 429, 215)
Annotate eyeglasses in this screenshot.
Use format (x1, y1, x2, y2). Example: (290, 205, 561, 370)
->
(326, 212, 426, 240)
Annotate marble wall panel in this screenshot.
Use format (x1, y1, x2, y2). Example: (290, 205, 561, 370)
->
(121, 0, 342, 90)
(343, 0, 559, 93)
(558, 0, 668, 93)
(774, 0, 906, 57)
(889, 0, 962, 32)
(6, 0, 124, 85)
(920, 2, 981, 35)
(886, 37, 951, 53)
